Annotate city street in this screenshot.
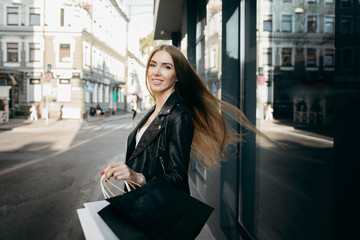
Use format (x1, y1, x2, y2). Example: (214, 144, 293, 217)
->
(0, 114, 334, 240)
(0, 114, 136, 239)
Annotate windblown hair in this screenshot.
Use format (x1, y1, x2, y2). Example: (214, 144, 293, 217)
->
(145, 45, 278, 167)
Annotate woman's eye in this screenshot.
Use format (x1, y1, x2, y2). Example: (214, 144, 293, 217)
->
(149, 63, 156, 67)
(164, 65, 171, 70)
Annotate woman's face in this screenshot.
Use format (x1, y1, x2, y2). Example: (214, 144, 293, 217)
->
(147, 50, 178, 97)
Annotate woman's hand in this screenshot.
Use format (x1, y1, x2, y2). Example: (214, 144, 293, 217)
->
(102, 162, 146, 186)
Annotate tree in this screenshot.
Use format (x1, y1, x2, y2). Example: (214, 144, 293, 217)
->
(139, 32, 170, 57)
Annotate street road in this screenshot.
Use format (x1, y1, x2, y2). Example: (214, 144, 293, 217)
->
(0, 114, 334, 240)
(0, 114, 137, 239)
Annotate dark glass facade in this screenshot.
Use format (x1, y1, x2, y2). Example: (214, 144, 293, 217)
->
(154, 0, 360, 239)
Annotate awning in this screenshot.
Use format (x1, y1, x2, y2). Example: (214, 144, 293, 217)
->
(153, 0, 184, 40)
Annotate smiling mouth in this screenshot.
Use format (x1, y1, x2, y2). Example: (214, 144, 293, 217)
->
(152, 79, 163, 84)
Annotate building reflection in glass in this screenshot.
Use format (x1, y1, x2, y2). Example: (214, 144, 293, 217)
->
(257, 0, 335, 131)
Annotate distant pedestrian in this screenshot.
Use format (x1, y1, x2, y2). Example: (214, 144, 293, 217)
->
(96, 104, 105, 120)
(29, 103, 38, 121)
(265, 104, 274, 120)
(87, 104, 96, 120)
(131, 106, 137, 126)
(60, 105, 64, 126)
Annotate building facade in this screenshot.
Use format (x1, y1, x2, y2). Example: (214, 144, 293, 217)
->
(154, 0, 359, 239)
(257, 0, 335, 127)
(0, 0, 129, 120)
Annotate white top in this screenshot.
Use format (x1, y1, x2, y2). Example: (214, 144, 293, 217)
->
(135, 124, 149, 147)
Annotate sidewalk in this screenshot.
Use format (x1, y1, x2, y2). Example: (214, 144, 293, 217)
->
(0, 113, 132, 131)
(258, 119, 333, 142)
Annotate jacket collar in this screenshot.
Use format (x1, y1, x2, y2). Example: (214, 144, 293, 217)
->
(158, 91, 183, 116)
(126, 91, 183, 163)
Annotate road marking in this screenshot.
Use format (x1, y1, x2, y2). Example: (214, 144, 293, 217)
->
(81, 123, 132, 130)
(0, 127, 119, 177)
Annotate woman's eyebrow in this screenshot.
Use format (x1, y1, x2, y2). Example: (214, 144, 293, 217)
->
(150, 60, 173, 66)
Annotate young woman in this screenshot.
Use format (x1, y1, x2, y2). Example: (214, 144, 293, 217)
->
(102, 44, 276, 193)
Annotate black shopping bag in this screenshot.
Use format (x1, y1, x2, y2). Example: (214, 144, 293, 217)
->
(98, 177, 214, 240)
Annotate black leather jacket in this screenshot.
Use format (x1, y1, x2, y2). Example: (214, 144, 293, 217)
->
(125, 92, 194, 193)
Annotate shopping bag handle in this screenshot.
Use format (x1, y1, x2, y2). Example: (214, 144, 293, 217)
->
(100, 175, 141, 199)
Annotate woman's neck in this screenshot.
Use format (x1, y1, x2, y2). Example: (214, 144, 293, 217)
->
(154, 90, 174, 112)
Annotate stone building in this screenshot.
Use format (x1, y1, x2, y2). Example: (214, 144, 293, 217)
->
(0, 0, 129, 119)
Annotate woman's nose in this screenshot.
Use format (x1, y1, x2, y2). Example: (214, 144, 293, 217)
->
(154, 67, 161, 75)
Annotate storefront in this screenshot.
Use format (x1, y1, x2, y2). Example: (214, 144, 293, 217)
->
(154, 0, 360, 239)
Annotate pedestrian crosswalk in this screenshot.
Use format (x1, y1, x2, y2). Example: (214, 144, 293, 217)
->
(81, 122, 133, 131)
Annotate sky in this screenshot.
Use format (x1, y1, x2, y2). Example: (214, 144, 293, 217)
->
(124, 0, 154, 55)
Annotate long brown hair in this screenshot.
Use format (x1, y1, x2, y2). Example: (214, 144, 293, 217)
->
(145, 45, 279, 167)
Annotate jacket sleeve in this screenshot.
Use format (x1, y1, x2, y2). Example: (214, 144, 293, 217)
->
(162, 110, 194, 193)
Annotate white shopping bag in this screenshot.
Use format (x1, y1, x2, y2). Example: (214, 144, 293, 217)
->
(77, 200, 119, 240)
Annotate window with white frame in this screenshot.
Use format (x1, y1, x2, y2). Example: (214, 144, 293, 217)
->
(263, 15, 273, 32)
(7, 7, 18, 25)
(281, 48, 292, 66)
(307, 15, 317, 33)
(29, 7, 40, 26)
(324, 16, 335, 34)
(7, 43, 18, 62)
(282, 15, 292, 32)
(324, 49, 335, 68)
(29, 79, 41, 102)
(324, 0, 334, 4)
(306, 48, 317, 67)
(262, 48, 272, 66)
(30, 43, 41, 62)
(59, 44, 70, 62)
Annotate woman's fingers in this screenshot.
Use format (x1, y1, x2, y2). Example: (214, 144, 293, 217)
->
(102, 162, 129, 180)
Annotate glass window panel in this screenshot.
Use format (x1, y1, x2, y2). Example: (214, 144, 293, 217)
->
(281, 48, 292, 66)
(7, 7, 18, 25)
(340, 16, 353, 35)
(263, 15, 272, 32)
(7, 43, 18, 62)
(307, 15, 317, 33)
(324, 16, 334, 33)
(341, 0, 352, 8)
(254, 1, 335, 239)
(30, 43, 41, 62)
(60, 8, 65, 26)
(306, 48, 317, 67)
(30, 8, 40, 26)
(282, 15, 292, 32)
(59, 44, 70, 62)
(324, 49, 335, 68)
(263, 48, 272, 66)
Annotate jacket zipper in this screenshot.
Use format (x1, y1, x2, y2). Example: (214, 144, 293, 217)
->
(159, 156, 166, 174)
